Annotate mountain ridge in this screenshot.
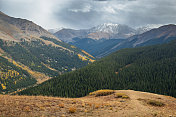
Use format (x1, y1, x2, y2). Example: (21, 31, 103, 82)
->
(0, 11, 58, 42)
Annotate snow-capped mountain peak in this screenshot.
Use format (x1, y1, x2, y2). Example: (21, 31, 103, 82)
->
(90, 23, 121, 34)
(87, 23, 136, 39)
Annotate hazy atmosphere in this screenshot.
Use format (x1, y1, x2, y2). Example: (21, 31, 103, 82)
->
(1, 0, 176, 29)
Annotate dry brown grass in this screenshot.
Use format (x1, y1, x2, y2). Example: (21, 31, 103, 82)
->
(89, 89, 115, 97)
(0, 90, 176, 117)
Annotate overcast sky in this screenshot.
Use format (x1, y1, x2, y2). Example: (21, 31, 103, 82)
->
(0, 0, 176, 29)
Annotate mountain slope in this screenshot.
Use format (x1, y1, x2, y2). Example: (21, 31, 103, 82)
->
(1, 90, 176, 117)
(19, 40, 176, 98)
(0, 11, 95, 93)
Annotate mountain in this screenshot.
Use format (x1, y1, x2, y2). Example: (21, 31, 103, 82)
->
(2, 90, 176, 117)
(19, 40, 176, 98)
(89, 23, 136, 39)
(0, 11, 95, 93)
(97, 24, 176, 57)
(54, 23, 136, 42)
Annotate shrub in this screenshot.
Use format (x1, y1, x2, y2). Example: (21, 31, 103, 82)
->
(89, 90, 115, 97)
(68, 107, 77, 113)
(115, 93, 129, 99)
(58, 103, 64, 108)
(147, 100, 165, 107)
(23, 106, 31, 112)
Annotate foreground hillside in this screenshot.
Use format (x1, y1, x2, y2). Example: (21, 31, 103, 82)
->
(1, 90, 176, 117)
(20, 40, 176, 98)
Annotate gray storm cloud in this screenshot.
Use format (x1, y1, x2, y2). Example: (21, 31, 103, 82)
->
(0, 0, 176, 29)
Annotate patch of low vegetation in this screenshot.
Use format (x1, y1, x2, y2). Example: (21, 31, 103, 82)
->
(147, 100, 165, 107)
(89, 89, 115, 97)
(138, 98, 165, 107)
(68, 107, 77, 113)
(58, 103, 64, 108)
(115, 93, 130, 99)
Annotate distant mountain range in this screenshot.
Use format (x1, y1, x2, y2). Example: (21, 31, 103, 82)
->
(53, 23, 135, 42)
(66, 24, 176, 58)
(0, 11, 95, 93)
(100, 24, 176, 57)
(53, 23, 161, 42)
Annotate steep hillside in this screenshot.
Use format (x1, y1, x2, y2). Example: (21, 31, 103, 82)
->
(2, 90, 176, 117)
(19, 40, 176, 98)
(0, 12, 95, 93)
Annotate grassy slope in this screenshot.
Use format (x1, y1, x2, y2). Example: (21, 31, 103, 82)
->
(1, 90, 176, 117)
